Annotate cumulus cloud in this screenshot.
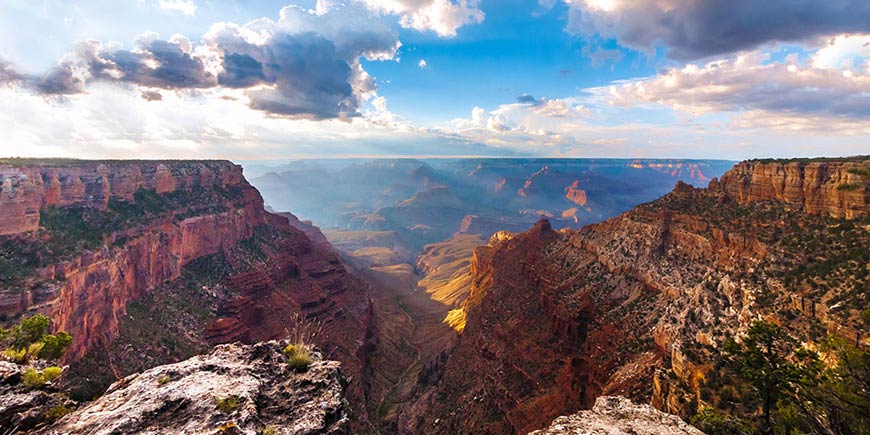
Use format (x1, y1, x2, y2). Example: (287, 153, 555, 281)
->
(604, 50, 870, 121)
(418, 59, 428, 68)
(0, 3, 399, 119)
(360, 0, 484, 37)
(812, 34, 870, 71)
(563, 0, 870, 59)
(159, 0, 197, 16)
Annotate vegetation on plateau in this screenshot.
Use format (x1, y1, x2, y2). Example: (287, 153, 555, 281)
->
(693, 320, 870, 435)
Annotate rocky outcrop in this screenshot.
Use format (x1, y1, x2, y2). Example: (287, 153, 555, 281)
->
(714, 158, 870, 218)
(38, 341, 349, 435)
(400, 158, 870, 434)
(0, 160, 247, 235)
(563, 180, 587, 206)
(527, 396, 705, 435)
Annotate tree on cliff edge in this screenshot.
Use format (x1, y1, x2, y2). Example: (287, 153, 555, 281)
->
(724, 320, 822, 435)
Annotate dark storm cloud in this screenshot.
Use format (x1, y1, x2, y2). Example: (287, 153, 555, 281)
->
(0, 57, 81, 95)
(217, 32, 357, 119)
(570, 0, 870, 59)
(31, 66, 84, 94)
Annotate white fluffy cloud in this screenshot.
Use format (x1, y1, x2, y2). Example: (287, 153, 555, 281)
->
(812, 34, 870, 72)
(360, 0, 484, 37)
(158, 0, 197, 16)
(603, 47, 870, 124)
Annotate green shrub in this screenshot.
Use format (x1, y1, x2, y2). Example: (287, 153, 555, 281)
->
(691, 407, 752, 435)
(22, 368, 45, 388)
(158, 374, 171, 385)
(4, 347, 27, 363)
(39, 331, 73, 360)
(836, 183, 862, 192)
(44, 404, 75, 423)
(1, 315, 73, 363)
(21, 366, 63, 388)
(42, 366, 63, 382)
(284, 344, 313, 372)
(216, 395, 242, 413)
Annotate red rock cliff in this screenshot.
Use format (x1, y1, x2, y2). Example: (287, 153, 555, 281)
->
(0, 160, 248, 235)
(713, 158, 870, 219)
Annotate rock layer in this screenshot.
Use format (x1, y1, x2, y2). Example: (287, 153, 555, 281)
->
(0, 160, 246, 235)
(714, 158, 870, 218)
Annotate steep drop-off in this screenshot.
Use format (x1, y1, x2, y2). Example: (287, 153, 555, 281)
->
(0, 160, 376, 430)
(400, 157, 870, 434)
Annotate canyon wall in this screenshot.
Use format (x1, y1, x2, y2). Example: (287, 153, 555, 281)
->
(0, 160, 248, 235)
(401, 157, 869, 434)
(713, 159, 870, 218)
(0, 159, 377, 430)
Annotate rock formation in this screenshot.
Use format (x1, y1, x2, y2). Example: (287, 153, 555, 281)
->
(527, 396, 705, 435)
(0, 159, 376, 431)
(714, 158, 870, 218)
(399, 157, 869, 434)
(37, 341, 349, 435)
(0, 160, 247, 235)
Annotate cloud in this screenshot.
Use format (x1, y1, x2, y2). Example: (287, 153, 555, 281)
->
(0, 83, 505, 160)
(812, 34, 870, 71)
(516, 94, 539, 105)
(0, 3, 400, 120)
(159, 0, 197, 16)
(140, 90, 163, 101)
(603, 49, 870, 121)
(563, 0, 870, 59)
(418, 59, 428, 68)
(360, 0, 484, 37)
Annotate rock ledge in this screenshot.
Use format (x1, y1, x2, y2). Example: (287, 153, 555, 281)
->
(527, 396, 705, 435)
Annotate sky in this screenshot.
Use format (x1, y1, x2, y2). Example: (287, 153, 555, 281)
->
(0, 0, 868, 160)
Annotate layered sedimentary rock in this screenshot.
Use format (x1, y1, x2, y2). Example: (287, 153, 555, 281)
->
(0, 160, 246, 235)
(527, 396, 704, 435)
(400, 157, 869, 434)
(37, 341, 349, 435)
(714, 158, 870, 218)
(0, 159, 376, 430)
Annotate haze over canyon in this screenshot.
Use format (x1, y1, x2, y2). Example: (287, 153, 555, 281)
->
(1, 0, 869, 434)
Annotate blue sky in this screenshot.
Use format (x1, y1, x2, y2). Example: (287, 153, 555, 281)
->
(0, 0, 868, 160)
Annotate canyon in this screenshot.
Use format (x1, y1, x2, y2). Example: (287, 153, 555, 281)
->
(0, 159, 377, 431)
(1, 156, 868, 434)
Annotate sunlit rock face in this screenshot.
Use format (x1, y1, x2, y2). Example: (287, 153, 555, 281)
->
(715, 159, 870, 219)
(37, 341, 350, 435)
(398, 157, 869, 434)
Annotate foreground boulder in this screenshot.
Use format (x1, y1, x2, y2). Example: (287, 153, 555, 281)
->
(39, 341, 349, 435)
(527, 396, 705, 435)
